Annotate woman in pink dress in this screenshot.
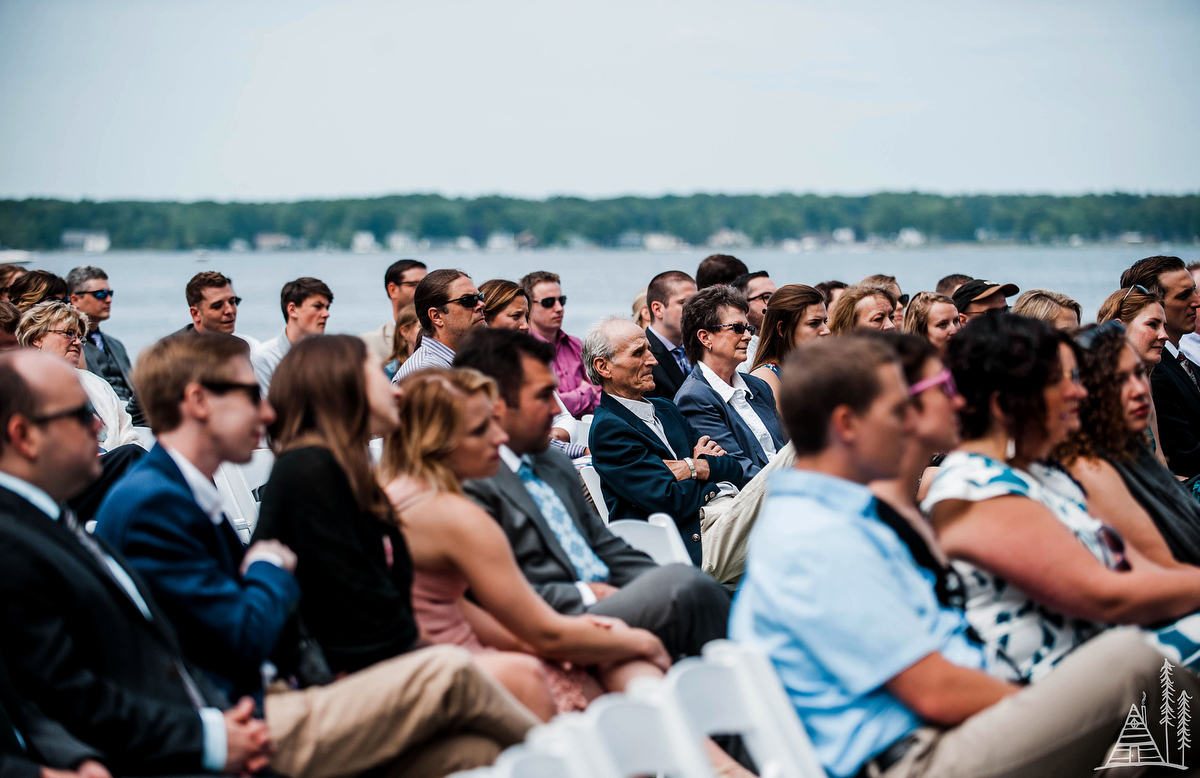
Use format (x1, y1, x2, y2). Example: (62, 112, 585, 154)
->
(381, 368, 671, 719)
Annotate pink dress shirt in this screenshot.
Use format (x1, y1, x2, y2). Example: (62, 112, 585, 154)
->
(533, 328, 601, 417)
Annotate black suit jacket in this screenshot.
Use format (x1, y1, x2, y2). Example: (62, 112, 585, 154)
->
(0, 653, 102, 778)
(644, 327, 689, 401)
(1152, 349, 1200, 477)
(0, 485, 224, 776)
(463, 447, 657, 614)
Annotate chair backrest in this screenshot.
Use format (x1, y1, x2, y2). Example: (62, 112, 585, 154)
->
(657, 640, 827, 778)
(214, 464, 254, 543)
(491, 745, 582, 778)
(607, 513, 692, 566)
(369, 438, 383, 465)
(133, 426, 156, 448)
(580, 466, 609, 524)
(583, 693, 714, 778)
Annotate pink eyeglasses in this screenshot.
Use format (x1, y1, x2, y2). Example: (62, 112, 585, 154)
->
(909, 368, 959, 399)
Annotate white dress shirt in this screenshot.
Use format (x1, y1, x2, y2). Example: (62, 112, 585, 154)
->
(251, 327, 293, 394)
(698, 362, 777, 459)
(611, 395, 677, 457)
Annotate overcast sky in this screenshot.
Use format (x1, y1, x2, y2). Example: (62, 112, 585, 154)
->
(1, 0, 1197, 202)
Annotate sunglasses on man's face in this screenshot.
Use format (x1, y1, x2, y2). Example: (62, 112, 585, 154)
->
(83, 289, 115, 301)
(442, 293, 486, 309)
(711, 322, 757, 336)
(200, 380, 262, 406)
(533, 295, 567, 309)
(29, 401, 97, 428)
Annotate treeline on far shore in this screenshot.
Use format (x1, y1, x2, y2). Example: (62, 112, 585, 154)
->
(1, 191, 1198, 251)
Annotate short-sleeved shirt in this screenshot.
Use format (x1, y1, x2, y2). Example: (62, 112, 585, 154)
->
(730, 469, 985, 778)
(921, 452, 1110, 682)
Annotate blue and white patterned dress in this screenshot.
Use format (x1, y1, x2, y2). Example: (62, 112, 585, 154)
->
(921, 452, 1115, 682)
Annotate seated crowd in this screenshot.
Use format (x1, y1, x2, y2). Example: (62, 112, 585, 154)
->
(4, 252, 1200, 778)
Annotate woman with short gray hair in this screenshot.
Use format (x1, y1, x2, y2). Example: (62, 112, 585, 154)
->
(17, 301, 142, 450)
(673, 286, 787, 487)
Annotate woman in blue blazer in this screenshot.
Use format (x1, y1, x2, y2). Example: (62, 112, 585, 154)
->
(674, 285, 787, 487)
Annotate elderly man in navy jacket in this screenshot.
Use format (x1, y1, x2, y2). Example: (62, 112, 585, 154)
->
(583, 317, 741, 566)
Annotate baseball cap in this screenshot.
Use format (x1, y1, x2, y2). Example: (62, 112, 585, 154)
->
(952, 279, 1020, 312)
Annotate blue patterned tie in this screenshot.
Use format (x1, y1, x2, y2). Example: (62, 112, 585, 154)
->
(672, 346, 691, 374)
(516, 460, 609, 582)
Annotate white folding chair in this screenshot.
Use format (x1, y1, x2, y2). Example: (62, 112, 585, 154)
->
(133, 426, 156, 448)
(492, 744, 589, 778)
(652, 640, 826, 778)
(369, 438, 383, 465)
(582, 692, 715, 778)
(215, 449, 276, 540)
(573, 414, 593, 446)
(607, 512, 692, 566)
(580, 465, 609, 524)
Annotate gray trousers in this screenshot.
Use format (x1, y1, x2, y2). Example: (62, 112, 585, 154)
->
(883, 628, 1200, 778)
(587, 563, 731, 660)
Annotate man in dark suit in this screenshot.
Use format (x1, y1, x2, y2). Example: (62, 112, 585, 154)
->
(94, 333, 537, 778)
(455, 328, 731, 660)
(1121, 255, 1200, 476)
(581, 318, 742, 566)
(643, 271, 697, 401)
(0, 654, 109, 778)
(0, 350, 271, 776)
(66, 266, 144, 426)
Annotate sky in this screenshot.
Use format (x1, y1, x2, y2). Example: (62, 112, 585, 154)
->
(0, 0, 1197, 203)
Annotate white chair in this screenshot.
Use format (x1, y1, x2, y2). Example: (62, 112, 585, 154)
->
(369, 437, 383, 465)
(582, 693, 715, 778)
(607, 512, 692, 566)
(654, 640, 826, 778)
(573, 414, 593, 446)
(214, 448, 276, 540)
(492, 743, 589, 778)
(133, 426, 155, 448)
(580, 465, 609, 524)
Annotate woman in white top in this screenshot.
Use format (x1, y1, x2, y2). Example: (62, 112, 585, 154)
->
(16, 301, 142, 451)
(673, 285, 787, 488)
(924, 313, 1200, 682)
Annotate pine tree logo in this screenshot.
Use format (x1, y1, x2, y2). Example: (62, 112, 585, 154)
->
(1097, 659, 1189, 770)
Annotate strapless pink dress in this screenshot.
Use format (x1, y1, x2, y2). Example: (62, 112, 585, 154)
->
(411, 566, 590, 713)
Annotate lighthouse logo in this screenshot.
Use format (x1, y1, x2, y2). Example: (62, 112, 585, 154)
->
(1097, 659, 1190, 770)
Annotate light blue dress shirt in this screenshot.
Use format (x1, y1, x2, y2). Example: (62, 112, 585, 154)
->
(729, 469, 985, 778)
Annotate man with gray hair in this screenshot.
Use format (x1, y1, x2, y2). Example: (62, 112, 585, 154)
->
(584, 316, 740, 566)
(66, 266, 141, 424)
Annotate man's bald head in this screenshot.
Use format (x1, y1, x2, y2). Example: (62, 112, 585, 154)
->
(0, 350, 101, 501)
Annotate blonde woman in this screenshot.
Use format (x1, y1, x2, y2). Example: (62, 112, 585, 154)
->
(828, 284, 897, 335)
(17, 301, 141, 450)
(1011, 288, 1082, 330)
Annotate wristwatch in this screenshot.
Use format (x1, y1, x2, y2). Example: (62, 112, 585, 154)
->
(684, 457, 697, 479)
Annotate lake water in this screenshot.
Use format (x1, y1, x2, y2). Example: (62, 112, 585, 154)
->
(24, 244, 1200, 360)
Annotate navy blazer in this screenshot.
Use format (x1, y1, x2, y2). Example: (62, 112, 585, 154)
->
(589, 393, 742, 566)
(93, 444, 300, 702)
(1153, 349, 1200, 478)
(673, 367, 787, 488)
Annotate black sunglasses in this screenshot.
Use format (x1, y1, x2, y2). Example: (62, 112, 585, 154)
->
(1076, 319, 1126, 351)
(40, 295, 71, 305)
(710, 322, 757, 336)
(441, 293, 486, 309)
(532, 295, 567, 309)
(30, 401, 97, 428)
(83, 290, 115, 301)
(200, 380, 262, 405)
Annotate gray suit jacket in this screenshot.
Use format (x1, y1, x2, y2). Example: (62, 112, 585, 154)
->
(463, 447, 657, 614)
(82, 330, 132, 381)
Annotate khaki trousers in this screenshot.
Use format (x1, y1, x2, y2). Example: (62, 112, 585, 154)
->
(882, 628, 1200, 778)
(265, 645, 539, 778)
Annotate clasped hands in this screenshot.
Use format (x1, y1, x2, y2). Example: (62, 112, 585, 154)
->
(663, 436, 725, 482)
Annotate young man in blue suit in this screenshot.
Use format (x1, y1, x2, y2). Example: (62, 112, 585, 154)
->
(582, 317, 741, 566)
(94, 333, 536, 778)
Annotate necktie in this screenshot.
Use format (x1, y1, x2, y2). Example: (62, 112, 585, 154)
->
(516, 461, 609, 582)
(1181, 352, 1199, 389)
(89, 332, 104, 352)
(672, 346, 691, 374)
(63, 509, 209, 709)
